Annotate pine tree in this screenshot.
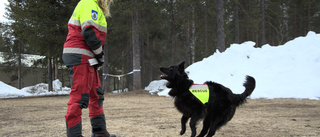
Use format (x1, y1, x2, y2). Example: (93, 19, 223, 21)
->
(6, 0, 78, 91)
(0, 22, 28, 89)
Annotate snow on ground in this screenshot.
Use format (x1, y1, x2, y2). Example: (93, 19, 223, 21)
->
(146, 31, 320, 100)
(0, 81, 32, 98)
(0, 31, 319, 99)
(0, 80, 70, 98)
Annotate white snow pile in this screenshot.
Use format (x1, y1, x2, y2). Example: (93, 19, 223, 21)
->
(0, 79, 70, 98)
(0, 81, 32, 98)
(145, 31, 320, 100)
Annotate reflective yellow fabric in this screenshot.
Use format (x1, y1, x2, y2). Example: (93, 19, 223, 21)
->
(70, 0, 107, 32)
(189, 85, 209, 104)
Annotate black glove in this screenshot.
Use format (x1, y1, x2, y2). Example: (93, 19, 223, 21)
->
(95, 52, 104, 68)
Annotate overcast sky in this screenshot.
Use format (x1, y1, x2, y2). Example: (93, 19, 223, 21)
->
(0, 0, 8, 22)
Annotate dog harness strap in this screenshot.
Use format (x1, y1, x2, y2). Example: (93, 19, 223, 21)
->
(189, 84, 209, 104)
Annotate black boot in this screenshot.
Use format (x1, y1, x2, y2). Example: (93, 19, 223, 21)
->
(91, 131, 116, 137)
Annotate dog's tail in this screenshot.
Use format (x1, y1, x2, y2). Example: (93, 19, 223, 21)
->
(233, 75, 256, 106)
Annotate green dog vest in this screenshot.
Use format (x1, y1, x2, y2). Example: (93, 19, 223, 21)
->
(189, 84, 209, 104)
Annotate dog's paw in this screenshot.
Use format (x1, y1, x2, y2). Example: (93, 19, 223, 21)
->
(180, 129, 186, 135)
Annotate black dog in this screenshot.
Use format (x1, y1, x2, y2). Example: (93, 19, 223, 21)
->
(159, 62, 255, 137)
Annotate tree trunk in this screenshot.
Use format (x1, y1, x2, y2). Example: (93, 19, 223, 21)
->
(260, 0, 266, 46)
(191, 5, 196, 64)
(170, 0, 176, 64)
(102, 38, 109, 92)
(216, 0, 225, 52)
(204, 0, 209, 55)
(48, 57, 53, 92)
(186, 16, 191, 65)
(294, 1, 299, 37)
(127, 36, 133, 91)
(145, 35, 151, 87)
(132, 0, 141, 90)
(234, 0, 240, 43)
(17, 41, 21, 89)
(151, 39, 156, 80)
(121, 51, 125, 92)
(307, 0, 311, 32)
(55, 59, 58, 80)
(54, 58, 58, 80)
(61, 64, 64, 87)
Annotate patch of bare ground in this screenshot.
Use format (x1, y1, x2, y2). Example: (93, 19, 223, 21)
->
(0, 90, 319, 137)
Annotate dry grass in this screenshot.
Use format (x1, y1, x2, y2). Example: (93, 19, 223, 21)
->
(1, 90, 320, 137)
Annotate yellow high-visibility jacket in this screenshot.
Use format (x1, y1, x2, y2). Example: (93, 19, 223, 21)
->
(63, 0, 107, 67)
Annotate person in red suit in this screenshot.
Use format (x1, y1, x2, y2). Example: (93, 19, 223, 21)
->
(62, 0, 115, 137)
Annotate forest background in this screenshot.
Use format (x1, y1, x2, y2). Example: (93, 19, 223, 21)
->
(0, 0, 319, 92)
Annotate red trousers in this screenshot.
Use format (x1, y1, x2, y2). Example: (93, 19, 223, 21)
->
(65, 64, 106, 137)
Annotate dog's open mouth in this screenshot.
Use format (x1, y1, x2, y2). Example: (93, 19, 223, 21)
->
(160, 74, 168, 79)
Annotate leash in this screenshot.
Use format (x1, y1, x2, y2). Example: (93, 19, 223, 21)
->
(102, 69, 141, 80)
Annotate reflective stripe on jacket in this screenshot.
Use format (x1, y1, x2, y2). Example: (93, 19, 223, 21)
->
(63, 0, 107, 67)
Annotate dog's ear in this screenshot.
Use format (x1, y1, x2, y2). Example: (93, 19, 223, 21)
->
(178, 61, 185, 73)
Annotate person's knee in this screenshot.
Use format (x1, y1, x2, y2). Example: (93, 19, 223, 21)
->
(96, 87, 104, 106)
(79, 93, 90, 108)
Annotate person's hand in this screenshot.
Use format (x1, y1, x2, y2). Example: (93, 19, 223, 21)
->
(95, 52, 104, 68)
